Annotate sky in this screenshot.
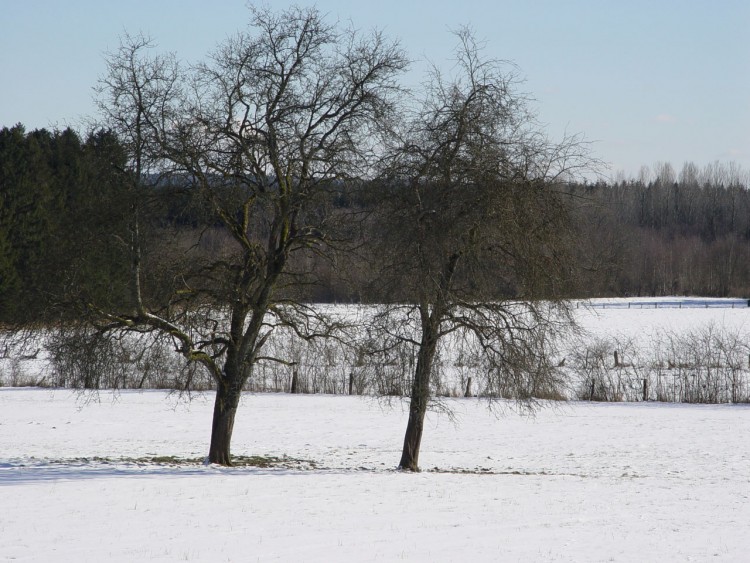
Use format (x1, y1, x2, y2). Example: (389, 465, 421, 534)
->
(2, 0, 748, 179)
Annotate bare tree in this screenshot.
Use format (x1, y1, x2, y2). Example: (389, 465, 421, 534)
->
(94, 6, 407, 465)
(374, 29, 589, 471)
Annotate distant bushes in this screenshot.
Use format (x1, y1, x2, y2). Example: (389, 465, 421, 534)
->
(1, 327, 210, 391)
(4, 312, 749, 405)
(570, 324, 750, 403)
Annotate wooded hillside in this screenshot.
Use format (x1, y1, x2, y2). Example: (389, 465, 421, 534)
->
(1, 125, 748, 324)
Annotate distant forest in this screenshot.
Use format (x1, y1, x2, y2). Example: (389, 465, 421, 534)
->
(1, 124, 749, 324)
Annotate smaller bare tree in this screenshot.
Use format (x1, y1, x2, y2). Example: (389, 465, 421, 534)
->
(372, 28, 589, 471)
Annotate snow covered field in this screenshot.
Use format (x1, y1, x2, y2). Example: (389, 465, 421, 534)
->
(2, 389, 750, 562)
(573, 297, 750, 345)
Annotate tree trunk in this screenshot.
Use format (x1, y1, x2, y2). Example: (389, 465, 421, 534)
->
(399, 320, 438, 472)
(399, 391, 428, 471)
(290, 369, 299, 394)
(208, 379, 242, 466)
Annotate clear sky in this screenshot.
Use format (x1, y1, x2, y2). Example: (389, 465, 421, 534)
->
(2, 0, 748, 178)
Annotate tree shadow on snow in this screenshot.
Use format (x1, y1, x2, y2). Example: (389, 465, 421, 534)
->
(0, 456, 320, 484)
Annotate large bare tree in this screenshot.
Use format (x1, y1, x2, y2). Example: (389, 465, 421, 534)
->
(94, 6, 407, 465)
(374, 29, 590, 471)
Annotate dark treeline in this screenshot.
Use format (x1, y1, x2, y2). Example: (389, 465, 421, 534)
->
(0, 125, 132, 322)
(1, 125, 749, 324)
(571, 162, 750, 297)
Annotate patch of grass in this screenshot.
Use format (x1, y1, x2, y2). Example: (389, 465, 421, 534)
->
(228, 455, 316, 469)
(141, 455, 201, 465)
(426, 467, 571, 476)
(51, 454, 317, 469)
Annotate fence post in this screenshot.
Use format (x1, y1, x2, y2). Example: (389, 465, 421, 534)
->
(348, 372, 354, 395)
(464, 376, 473, 398)
(642, 378, 648, 401)
(614, 350, 620, 367)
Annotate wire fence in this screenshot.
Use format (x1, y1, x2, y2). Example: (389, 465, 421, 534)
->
(581, 298, 749, 309)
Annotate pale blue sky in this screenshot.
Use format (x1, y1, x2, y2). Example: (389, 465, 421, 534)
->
(2, 0, 748, 178)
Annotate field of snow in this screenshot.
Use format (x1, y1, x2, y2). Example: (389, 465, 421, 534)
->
(2, 388, 750, 562)
(573, 297, 750, 344)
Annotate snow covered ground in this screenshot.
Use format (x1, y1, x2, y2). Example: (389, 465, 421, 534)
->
(573, 298, 750, 343)
(2, 389, 749, 562)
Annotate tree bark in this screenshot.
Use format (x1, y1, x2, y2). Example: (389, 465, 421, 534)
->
(399, 317, 439, 471)
(399, 389, 427, 471)
(290, 369, 299, 394)
(208, 379, 242, 465)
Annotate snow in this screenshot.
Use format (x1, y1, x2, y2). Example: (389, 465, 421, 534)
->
(2, 389, 750, 562)
(570, 299, 750, 357)
(574, 298, 750, 334)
